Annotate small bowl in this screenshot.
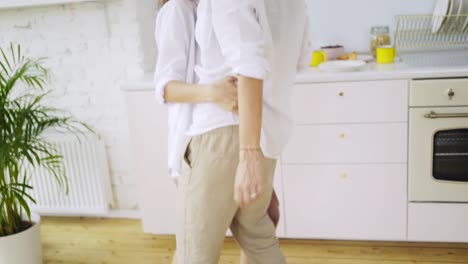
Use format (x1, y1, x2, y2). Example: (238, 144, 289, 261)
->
(320, 45, 345, 60)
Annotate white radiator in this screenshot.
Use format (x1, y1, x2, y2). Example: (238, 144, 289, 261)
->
(25, 133, 114, 216)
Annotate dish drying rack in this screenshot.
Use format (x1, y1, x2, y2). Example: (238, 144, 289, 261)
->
(395, 14, 468, 52)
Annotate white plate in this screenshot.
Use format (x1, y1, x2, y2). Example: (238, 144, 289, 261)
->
(432, 0, 451, 33)
(357, 54, 375, 63)
(319, 61, 367, 72)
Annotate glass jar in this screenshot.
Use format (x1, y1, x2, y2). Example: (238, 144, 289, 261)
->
(370, 26, 391, 57)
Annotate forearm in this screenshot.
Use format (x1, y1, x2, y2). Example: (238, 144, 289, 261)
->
(237, 75, 263, 150)
(164, 81, 213, 103)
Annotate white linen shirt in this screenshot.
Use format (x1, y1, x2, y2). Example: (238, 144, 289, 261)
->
(154, 0, 198, 178)
(186, 0, 312, 159)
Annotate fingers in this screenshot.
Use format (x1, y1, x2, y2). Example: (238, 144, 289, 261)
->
(226, 76, 238, 85)
(221, 98, 237, 114)
(241, 187, 251, 207)
(253, 159, 264, 197)
(224, 76, 238, 88)
(240, 184, 259, 207)
(234, 174, 258, 207)
(231, 99, 239, 114)
(235, 175, 255, 207)
(218, 100, 236, 113)
(247, 173, 259, 204)
(229, 101, 238, 113)
(234, 184, 242, 205)
(234, 152, 266, 207)
(236, 173, 262, 207)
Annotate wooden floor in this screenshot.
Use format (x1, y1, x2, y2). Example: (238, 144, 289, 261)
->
(41, 217, 468, 264)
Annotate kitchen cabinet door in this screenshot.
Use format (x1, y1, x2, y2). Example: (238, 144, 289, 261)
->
(410, 78, 468, 107)
(408, 203, 468, 243)
(292, 80, 408, 125)
(282, 164, 407, 240)
(282, 123, 407, 164)
(125, 90, 177, 235)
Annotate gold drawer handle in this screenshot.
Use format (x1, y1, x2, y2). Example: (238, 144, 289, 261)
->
(339, 92, 344, 97)
(339, 133, 345, 138)
(341, 173, 348, 179)
(447, 88, 455, 100)
(424, 111, 468, 119)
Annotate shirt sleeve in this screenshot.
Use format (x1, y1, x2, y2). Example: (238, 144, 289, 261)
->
(297, 15, 313, 71)
(154, 3, 193, 104)
(211, 0, 270, 80)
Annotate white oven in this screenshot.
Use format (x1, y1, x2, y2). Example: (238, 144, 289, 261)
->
(409, 78, 468, 202)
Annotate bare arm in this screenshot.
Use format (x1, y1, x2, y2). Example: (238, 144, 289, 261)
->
(164, 77, 238, 113)
(163, 81, 213, 103)
(235, 76, 264, 206)
(237, 76, 262, 149)
(211, 0, 269, 207)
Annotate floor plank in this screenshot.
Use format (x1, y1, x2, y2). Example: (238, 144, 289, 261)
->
(41, 217, 468, 264)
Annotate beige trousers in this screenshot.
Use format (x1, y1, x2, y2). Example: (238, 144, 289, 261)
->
(176, 125, 286, 264)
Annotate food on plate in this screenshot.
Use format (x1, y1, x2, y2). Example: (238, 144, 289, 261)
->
(337, 52, 358, 60)
(321, 45, 344, 49)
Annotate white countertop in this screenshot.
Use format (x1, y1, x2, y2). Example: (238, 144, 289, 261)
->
(296, 62, 468, 84)
(121, 51, 468, 91)
(297, 50, 468, 83)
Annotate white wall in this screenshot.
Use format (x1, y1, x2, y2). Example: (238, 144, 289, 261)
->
(0, 0, 146, 210)
(307, 0, 436, 52)
(136, 0, 158, 73)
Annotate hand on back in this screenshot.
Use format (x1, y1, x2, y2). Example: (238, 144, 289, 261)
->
(211, 76, 238, 114)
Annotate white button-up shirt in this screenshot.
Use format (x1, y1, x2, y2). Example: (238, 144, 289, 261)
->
(154, 0, 198, 178)
(186, 0, 312, 158)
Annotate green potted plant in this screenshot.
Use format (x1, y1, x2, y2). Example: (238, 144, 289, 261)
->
(0, 43, 91, 264)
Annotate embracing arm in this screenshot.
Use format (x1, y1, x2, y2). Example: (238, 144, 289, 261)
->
(164, 77, 238, 113)
(154, 2, 237, 109)
(163, 81, 213, 103)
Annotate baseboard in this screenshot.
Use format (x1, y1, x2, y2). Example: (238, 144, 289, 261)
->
(37, 209, 141, 219)
(99, 209, 141, 219)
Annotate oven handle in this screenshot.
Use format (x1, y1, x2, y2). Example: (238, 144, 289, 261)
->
(424, 111, 468, 119)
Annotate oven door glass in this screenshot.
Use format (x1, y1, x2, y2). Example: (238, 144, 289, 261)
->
(433, 129, 468, 182)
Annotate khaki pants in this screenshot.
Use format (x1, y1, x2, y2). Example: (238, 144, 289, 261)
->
(176, 125, 286, 264)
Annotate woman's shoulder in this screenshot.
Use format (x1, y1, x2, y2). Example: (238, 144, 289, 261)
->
(158, 0, 196, 18)
(155, 0, 196, 36)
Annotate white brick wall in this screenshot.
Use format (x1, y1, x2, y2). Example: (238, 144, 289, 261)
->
(306, 0, 435, 51)
(0, 0, 154, 210)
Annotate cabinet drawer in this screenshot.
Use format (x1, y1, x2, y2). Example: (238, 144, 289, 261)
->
(283, 164, 407, 240)
(408, 203, 468, 243)
(293, 80, 408, 124)
(282, 123, 408, 164)
(410, 78, 468, 107)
